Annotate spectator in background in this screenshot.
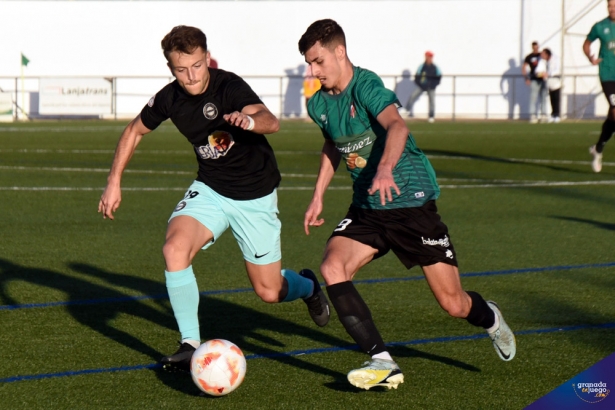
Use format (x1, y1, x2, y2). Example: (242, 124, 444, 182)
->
(535, 48, 561, 123)
(303, 65, 321, 120)
(406, 51, 441, 123)
(208, 53, 218, 68)
(522, 41, 547, 123)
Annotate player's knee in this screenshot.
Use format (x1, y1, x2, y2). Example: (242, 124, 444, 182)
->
(254, 287, 281, 304)
(319, 261, 347, 285)
(439, 296, 469, 318)
(162, 239, 190, 265)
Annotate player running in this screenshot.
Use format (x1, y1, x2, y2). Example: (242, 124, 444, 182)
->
(99, 25, 329, 371)
(584, 0, 615, 172)
(297, 19, 516, 390)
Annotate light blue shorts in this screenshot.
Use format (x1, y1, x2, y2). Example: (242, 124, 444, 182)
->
(169, 180, 281, 265)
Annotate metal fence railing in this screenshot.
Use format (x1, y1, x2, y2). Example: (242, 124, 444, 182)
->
(0, 74, 607, 122)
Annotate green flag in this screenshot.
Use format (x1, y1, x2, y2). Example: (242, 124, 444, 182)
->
(21, 53, 29, 67)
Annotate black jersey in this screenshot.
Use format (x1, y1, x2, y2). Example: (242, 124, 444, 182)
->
(140, 68, 281, 200)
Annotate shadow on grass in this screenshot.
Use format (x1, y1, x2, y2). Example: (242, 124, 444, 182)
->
(551, 215, 615, 231)
(423, 149, 589, 175)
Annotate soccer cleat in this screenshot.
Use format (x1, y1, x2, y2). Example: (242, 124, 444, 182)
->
(160, 341, 196, 372)
(428, 117, 435, 123)
(554, 117, 561, 123)
(347, 359, 404, 390)
(589, 145, 603, 173)
(487, 301, 516, 361)
(299, 269, 330, 327)
(529, 116, 538, 124)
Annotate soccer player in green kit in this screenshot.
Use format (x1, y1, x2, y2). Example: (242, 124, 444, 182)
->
(584, 0, 615, 173)
(298, 19, 516, 390)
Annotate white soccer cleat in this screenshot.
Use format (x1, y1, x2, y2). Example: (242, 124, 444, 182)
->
(487, 301, 516, 361)
(529, 116, 538, 124)
(428, 117, 435, 123)
(589, 145, 603, 173)
(347, 358, 404, 390)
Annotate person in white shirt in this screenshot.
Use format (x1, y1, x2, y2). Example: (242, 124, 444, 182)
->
(535, 48, 561, 123)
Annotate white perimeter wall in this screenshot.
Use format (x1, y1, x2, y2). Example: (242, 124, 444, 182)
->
(0, 0, 609, 119)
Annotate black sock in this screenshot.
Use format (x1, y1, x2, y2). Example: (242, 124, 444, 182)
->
(596, 120, 615, 153)
(465, 291, 495, 329)
(326, 281, 387, 355)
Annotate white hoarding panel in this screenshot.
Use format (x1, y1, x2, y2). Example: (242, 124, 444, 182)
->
(0, 93, 12, 122)
(39, 78, 112, 115)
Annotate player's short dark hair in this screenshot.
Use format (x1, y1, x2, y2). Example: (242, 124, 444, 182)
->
(532, 41, 538, 46)
(161, 25, 208, 61)
(298, 19, 346, 55)
(542, 48, 552, 57)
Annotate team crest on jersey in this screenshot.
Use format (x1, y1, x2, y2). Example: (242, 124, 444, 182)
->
(320, 114, 327, 123)
(350, 102, 356, 118)
(203, 103, 218, 120)
(195, 130, 235, 160)
(147, 96, 155, 107)
(605, 28, 610, 34)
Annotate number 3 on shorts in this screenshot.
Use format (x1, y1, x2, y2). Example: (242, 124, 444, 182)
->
(334, 218, 353, 232)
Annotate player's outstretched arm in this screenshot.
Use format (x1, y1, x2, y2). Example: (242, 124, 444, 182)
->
(368, 104, 406, 206)
(304, 139, 340, 235)
(583, 39, 601, 65)
(98, 115, 152, 220)
(223, 103, 280, 134)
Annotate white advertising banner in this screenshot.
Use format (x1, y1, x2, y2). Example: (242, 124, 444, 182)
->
(0, 92, 12, 122)
(39, 78, 112, 115)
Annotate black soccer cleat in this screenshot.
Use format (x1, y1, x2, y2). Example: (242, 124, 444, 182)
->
(299, 269, 330, 327)
(160, 341, 196, 372)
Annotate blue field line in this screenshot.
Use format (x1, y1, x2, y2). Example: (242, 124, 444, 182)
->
(1, 261, 614, 311)
(1, 322, 613, 384)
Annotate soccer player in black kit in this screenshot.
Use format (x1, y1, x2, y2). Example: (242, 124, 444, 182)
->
(98, 25, 329, 371)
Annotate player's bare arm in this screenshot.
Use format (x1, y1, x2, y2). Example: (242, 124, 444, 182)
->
(98, 115, 152, 220)
(583, 39, 601, 65)
(368, 104, 407, 205)
(304, 139, 340, 235)
(223, 103, 280, 134)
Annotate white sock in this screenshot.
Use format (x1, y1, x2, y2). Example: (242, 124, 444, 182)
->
(486, 309, 500, 333)
(372, 351, 393, 361)
(182, 339, 201, 349)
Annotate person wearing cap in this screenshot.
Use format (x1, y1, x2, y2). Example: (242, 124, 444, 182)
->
(406, 51, 442, 123)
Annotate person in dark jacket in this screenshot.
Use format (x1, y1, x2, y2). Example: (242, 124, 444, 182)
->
(406, 51, 442, 123)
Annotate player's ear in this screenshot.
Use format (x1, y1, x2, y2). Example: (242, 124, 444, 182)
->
(206, 51, 211, 67)
(335, 44, 346, 60)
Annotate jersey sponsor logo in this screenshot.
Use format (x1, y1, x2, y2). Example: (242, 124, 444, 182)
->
(421, 235, 450, 247)
(147, 96, 155, 107)
(174, 200, 187, 212)
(346, 153, 366, 169)
(203, 102, 218, 120)
(414, 191, 425, 198)
(195, 130, 235, 160)
(337, 136, 374, 154)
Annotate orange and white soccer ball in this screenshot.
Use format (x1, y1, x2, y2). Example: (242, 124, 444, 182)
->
(190, 339, 247, 396)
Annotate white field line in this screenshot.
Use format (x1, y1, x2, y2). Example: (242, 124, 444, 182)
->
(0, 165, 338, 179)
(2, 180, 615, 192)
(0, 149, 612, 167)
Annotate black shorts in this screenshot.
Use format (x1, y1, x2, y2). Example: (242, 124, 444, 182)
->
(601, 81, 615, 108)
(328, 200, 458, 269)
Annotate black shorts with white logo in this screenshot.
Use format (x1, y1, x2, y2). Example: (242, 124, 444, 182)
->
(329, 200, 457, 269)
(601, 81, 615, 108)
